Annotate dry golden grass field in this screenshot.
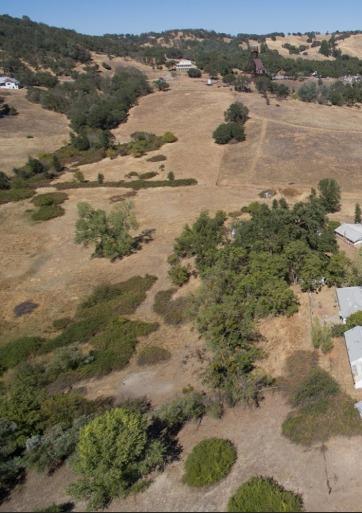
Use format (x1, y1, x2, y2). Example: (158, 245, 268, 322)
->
(2, 61, 362, 512)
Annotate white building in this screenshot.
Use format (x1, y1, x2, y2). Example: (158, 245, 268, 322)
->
(335, 224, 362, 246)
(344, 326, 362, 389)
(0, 77, 20, 90)
(176, 59, 197, 73)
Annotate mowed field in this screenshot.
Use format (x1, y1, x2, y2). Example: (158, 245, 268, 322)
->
(0, 90, 69, 173)
(3, 65, 362, 511)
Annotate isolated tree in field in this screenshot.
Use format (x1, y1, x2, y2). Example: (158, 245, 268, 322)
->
(225, 102, 249, 125)
(318, 178, 341, 213)
(75, 201, 139, 259)
(213, 123, 245, 144)
(0, 171, 11, 190)
(355, 203, 362, 224)
(69, 408, 166, 510)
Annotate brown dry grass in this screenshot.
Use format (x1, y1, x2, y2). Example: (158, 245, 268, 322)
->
(0, 90, 69, 173)
(337, 34, 362, 59)
(3, 61, 362, 512)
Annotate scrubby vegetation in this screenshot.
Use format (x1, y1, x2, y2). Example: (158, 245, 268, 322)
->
(153, 289, 191, 325)
(137, 346, 171, 366)
(183, 438, 237, 488)
(31, 192, 68, 222)
(228, 477, 304, 512)
(120, 131, 177, 158)
(299, 79, 362, 106)
(281, 353, 362, 446)
(54, 177, 197, 191)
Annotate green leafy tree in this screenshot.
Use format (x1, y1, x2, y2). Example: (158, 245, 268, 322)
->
(298, 82, 318, 102)
(69, 408, 166, 510)
(319, 40, 331, 57)
(224, 102, 249, 125)
(75, 201, 139, 259)
(213, 123, 245, 144)
(318, 178, 341, 213)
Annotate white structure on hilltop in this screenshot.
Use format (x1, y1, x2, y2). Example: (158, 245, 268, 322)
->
(0, 77, 20, 90)
(176, 59, 196, 73)
(335, 224, 362, 246)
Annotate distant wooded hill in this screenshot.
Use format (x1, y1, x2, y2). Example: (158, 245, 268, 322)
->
(1, 14, 362, 85)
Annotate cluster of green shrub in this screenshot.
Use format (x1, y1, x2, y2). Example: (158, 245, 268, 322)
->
(282, 43, 308, 55)
(298, 79, 362, 106)
(119, 131, 178, 158)
(137, 346, 171, 366)
(168, 181, 355, 406)
(213, 102, 249, 145)
(153, 289, 191, 326)
(255, 76, 290, 98)
(228, 477, 304, 512)
(281, 353, 362, 446)
(55, 177, 198, 191)
(30, 192, 68, 222)
(0, 96, 17, 118)
(183, 438, 237, 487)
(188, 68, 202, 78)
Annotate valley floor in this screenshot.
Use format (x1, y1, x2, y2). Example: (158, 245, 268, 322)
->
(1, 67, 362, 512)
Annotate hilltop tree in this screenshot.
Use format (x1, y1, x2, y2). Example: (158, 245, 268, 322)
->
(355, 204, 362, 224)
(75, 201, 139, 260)
(318, 178, 341, 213)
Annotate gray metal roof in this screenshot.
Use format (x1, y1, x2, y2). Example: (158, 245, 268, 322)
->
(345, 326, 362, 364)
(335, 224, 362, 244)
(337, 287, 362, 320)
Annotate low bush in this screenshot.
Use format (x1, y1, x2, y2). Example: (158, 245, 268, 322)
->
(162, 132, 178, 144)
(0, 337, 44, 373)
(0, 188, 35, 204)
(139, 171, 158, 180)
(311, 318, 334, 353)
(31, 204, 65, 222)
(53, 318, 72, 331)
(153, 289, 191, 326)
(137, 346, 171, 366)
(147, 155, 167, 162)
(183, 438, 237, 488)
(282, 362, 362, 446)
(32, 193, 68, 207)
(55, 178, 197, 191)
(227, 477, 304, 513)
(168, 263, 191, 287)
(80, 275, 157, 315)
(156, 392, 206, 428)
(0, 171, 11, 190)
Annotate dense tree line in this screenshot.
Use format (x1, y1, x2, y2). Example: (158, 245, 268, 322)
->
(169, 181, 353, 406)
(298, 79, 362, 105)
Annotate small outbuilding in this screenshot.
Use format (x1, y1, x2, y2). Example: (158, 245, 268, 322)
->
(0, 77, 20, 90)
(344, 326, 362, 389)
(336, 287, 362, 324)
(335, 223, 362, 246)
